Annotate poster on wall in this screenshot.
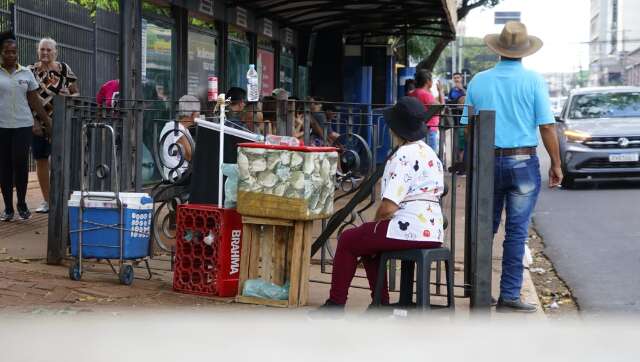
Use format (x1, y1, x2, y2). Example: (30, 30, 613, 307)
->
(280, 55, 294, 95)
(142, 19, 172, 101)
(228, 41, 250, 90)
(297, 66, 308, 99)
(188, 31, 217, 103)
(257, 49, 274, 96)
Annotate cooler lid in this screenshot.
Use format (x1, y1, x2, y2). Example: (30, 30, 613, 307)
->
(68, 191, 153, 210)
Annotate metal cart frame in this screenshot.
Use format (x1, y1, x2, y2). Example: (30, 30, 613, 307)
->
(69, 123, 152, 285)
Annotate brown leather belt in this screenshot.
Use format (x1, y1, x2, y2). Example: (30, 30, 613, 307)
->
(494, 147, 537, 156)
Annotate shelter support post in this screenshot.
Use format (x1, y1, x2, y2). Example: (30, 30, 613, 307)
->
(465, 110, 496, 310)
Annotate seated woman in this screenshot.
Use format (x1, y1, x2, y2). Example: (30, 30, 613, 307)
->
(319, 97, 445, 311)
(307, 96, 340, 146)
(158, 94, 199, 183)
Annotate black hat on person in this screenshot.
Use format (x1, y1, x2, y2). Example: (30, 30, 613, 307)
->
(383, 97, 429, 142)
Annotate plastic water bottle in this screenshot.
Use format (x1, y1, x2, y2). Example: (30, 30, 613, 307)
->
(265, 135, 300, 147)
(247, 64, 259, 102)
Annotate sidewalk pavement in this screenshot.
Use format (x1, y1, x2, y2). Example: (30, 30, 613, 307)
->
(0, 174, 543, 319)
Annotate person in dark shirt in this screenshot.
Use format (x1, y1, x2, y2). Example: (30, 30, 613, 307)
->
(307, 96, 339, 146)
(404, 78, 416, 96)
(226, 87, 247, 130)
(448, 72, 467, 172)
(448, 72, 466, 103)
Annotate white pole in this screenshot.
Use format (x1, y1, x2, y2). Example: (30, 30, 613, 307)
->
(458, 36, 463, 73)
(217, 93, 226, 208)
(451, 40, 456, 78)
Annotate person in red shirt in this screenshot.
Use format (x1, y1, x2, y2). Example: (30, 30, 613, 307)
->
(408, 69, 444, 154)
(96, 79, 119, 108)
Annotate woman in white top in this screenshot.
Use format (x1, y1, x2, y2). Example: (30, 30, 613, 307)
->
(320, 97, 445, 310)
(0, 33, 50, 221)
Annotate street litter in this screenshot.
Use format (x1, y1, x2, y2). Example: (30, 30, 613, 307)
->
(530, 267, 546, 274)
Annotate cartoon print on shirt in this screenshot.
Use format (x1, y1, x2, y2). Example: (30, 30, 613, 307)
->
(417, 146, 428, 158)
(405, 232, 417, 240)
(381, 142, 444, 242)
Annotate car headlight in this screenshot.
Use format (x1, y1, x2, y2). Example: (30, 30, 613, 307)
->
(564, 129, 591, 143)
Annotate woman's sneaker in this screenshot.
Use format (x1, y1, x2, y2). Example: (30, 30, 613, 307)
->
(0, 210, 14, 222)
(16, 206, 31, 221)
(35, 201, 49, 213)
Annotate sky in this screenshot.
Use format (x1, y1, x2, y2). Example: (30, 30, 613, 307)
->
(462, 0, 591, 74)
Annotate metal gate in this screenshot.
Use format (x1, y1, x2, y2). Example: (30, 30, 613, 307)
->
(5, 0, 120, 97)
(0, 0, 10, 32)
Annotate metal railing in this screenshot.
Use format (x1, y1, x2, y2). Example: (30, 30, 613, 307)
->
(47, 95, 495, 309)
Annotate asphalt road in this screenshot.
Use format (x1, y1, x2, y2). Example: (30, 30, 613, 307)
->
(533, 146, 640, 314)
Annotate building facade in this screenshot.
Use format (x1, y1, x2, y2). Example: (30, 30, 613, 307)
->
(589, 0, 640, 86)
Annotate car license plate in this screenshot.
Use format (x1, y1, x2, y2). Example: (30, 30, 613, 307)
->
(609, 153, 639, 162)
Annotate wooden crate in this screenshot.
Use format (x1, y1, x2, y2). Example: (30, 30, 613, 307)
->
(236, 216, 313, 308)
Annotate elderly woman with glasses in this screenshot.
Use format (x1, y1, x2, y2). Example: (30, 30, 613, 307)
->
(28, 37, 79, 214)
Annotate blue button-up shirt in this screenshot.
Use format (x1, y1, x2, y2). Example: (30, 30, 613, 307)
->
(461, 60, 554, 148)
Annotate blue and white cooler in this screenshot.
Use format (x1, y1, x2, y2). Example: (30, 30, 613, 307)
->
(68, 191, 154, 260)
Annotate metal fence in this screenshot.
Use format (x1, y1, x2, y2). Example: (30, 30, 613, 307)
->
(1, 0, 120, 172)
(47, 96, 495, 308)
(6, 0, 120, 97)
(0, 0, 10, 32)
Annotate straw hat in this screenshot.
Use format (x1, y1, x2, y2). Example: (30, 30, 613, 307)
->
(483, 21, 542, 58)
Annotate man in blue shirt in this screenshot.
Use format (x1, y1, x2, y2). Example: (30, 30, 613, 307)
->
(462, 21, 562, 312)
(448, 72, 466, 103)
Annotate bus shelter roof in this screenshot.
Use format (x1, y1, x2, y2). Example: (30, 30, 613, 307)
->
(230, 0, 457, 38)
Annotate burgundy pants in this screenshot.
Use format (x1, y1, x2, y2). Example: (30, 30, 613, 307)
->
(329, 220, 441, 305)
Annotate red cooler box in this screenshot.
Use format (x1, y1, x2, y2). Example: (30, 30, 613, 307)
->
(173, 204, 242, 297)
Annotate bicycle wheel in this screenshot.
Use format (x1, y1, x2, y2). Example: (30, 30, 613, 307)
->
(152, 198, 180, 253)
(333, 133, 373, 178)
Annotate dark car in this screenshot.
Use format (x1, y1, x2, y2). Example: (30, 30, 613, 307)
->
(556, 86, 640, 188)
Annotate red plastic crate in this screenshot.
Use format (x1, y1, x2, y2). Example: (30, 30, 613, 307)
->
(172, 204, 242, 297)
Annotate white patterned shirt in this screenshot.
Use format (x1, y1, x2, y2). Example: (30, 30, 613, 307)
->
(381, 141, 444, 242)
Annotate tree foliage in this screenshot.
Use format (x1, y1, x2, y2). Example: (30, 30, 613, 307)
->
(67, 0, 119, 14)
(410, 0, 503, 72)
(67, 1, 171, 17)
(434, 37, 499, 76)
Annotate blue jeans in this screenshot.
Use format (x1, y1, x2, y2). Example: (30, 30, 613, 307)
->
(426, 129, 439, 155)
(493, 155, 541, 300)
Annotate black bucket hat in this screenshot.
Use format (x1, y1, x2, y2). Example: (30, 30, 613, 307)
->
(383, 96, 429, 142)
